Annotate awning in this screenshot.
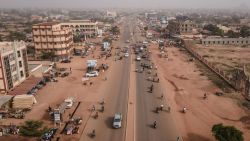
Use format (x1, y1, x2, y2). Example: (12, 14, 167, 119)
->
(8, 76, 43, 95)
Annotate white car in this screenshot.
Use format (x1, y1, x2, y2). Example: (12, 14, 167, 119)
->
(136, 56, 141, 61)
(124, 52, 129, 57)
(113, 113, 122, 128)
(86, 71, 99, 77)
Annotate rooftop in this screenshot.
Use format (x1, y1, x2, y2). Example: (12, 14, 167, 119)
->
(0, 41, 26, 54)
(34, 22, 60, 26)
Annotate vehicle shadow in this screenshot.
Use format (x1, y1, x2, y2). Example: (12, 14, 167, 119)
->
(104, 116, 114, 129)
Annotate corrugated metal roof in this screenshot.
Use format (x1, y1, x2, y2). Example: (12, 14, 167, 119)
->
(0, 95, 13, 107)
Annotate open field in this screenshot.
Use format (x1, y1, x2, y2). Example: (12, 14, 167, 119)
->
(191, 44, 250, 77)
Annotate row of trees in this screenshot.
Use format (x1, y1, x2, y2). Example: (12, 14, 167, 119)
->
(203, 24, 250, 38)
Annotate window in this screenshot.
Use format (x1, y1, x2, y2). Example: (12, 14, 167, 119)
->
(12, 74, 18, 82)
(11, 64, 17, 72)
(19, 61, 22, 67)
(17, 51, 21, 57)
(20, 71, 24, 77)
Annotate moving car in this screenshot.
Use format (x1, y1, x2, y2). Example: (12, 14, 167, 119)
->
(136, 56, 141, 61)
(113, 113, 122, 128)
(85, 71, 99, 77)
(124, 52, 129, 57)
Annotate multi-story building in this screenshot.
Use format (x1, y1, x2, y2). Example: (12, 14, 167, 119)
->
(0, 41, 29, 93)
(168, 20, 196, 35)
(61, 20, 98, 38)
(32, 22, 73, 60)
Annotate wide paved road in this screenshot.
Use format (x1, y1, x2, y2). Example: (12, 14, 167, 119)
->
(80, 17, 132, 141)
(131, 17, 181, 141)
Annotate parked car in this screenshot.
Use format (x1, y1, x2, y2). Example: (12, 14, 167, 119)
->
(113, 113, 122, 128)
(86, 71, 99, 77)
(61, 58, 71, 63)
(40, 128, 57, 141)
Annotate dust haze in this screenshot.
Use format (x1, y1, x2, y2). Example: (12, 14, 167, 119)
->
(0, 0, 249, 9)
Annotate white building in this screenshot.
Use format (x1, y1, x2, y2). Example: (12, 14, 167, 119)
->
(61, 20, 99, 38)
(0, 41, 29, 93)
(105, 11, 117, 19)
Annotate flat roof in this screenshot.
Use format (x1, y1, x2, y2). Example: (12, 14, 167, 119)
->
(34, 22, 60, 26)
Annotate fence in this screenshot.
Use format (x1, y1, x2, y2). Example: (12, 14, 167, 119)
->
(183, 40, 250, 100)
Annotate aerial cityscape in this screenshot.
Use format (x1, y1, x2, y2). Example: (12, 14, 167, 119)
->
(0, 0, 250, 141)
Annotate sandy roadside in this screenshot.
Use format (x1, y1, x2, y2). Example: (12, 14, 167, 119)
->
(149, 44, 250, 141)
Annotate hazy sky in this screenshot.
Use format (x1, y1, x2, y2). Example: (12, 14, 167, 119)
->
(0, 0, 249, 9)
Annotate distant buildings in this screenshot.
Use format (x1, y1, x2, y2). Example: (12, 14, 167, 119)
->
(0, 41, 29, 93)
(105, 11, 117, 19)
(168, 20, 196, 35)
(32, 22, 73, 60)
(61, 20, 99, 38)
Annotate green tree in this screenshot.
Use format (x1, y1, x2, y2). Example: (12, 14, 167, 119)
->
(73, 35, 82, 43)
(0, 35, 2, 42)
(102, 37, 112, 44)
(203, 24, 224, 36)
(110, 26, 120, 35)
(20, 120, 48, 137)
(240, 26, 250, 38)
(226, 30, 240, 38)
(41, 50, 56, 60)
(8, 31, 26, 41)
(212, 123, 244, 141)
(144, 26, 148, 31)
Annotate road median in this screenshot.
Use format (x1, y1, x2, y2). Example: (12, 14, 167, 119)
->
(125, 52, 136, 141)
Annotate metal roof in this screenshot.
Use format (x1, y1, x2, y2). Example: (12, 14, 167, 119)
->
(0, 95, 13, 107)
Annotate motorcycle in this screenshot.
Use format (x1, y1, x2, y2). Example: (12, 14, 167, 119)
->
(155, 107, 159, 113)
(182, 107, 187, 113)
(91, 129, 96, 137)
(94, 112, 99, 119)
(101, 105, 104, 112)
(153, 121, 157, 128)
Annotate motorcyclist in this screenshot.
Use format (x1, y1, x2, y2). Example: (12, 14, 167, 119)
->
(160, 104, 164, 111)
(153, 121, 157, 128)
(92, 129, 96, 137)
(160, 94, 164, 99)
(92, 105, 95, 111)
(203, 93, 207, 99)
(95, 112, 99, 118)
(101, 105, 104, 112)
(183, 107, 187, 113)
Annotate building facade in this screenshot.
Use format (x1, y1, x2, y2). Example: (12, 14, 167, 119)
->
(61, 20, 98, 38)
(201, 37, 250, 46)
(168, 20, 196, 35)
(32, 22, 73, 60)
(0, 41, 29, 93)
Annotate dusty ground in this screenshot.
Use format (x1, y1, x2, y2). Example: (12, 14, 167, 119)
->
(191, 43, 250, 76)
(149, 44, 250, 141)
(0, 37, 116, 141)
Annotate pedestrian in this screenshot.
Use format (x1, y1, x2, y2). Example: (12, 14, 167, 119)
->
(168, 107, 171, 112)
(177, 136, 180, 141)
(70, 67, 72, 73)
